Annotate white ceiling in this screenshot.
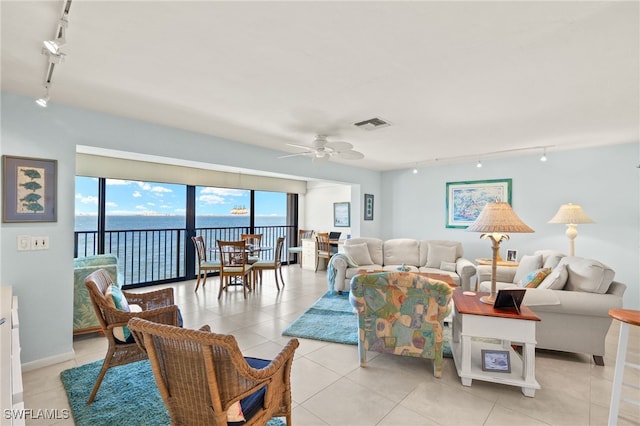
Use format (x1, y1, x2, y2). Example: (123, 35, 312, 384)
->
(2, 1, 638, 171)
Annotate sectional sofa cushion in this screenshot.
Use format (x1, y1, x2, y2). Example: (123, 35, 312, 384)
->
(344, 243, 374, 266)
(513, 254, 543, 284)
(383, 238, 420, 267)
(561, 257, 615, 294)
(426, 243, 457, 268)
(440, 261, 457, 272)
(538, 264, 569, 290)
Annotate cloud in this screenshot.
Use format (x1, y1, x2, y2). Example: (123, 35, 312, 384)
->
(150, 186, 172, 194)
(106, 201, 117, 207)
(200, 187, 246, 197)
(147, 202, 156, 206)
(76, 194, 98, 205)
(135, 205, 147, 210)
(199, 194, 226, 205)
(136, 182, 152, 190)
(106, 179, 131, 186)
(132, 191, 142, 198)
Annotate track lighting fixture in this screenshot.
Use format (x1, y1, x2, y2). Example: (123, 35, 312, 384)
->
(540, 149, 548, 162)
(43, 17, 67, 54)
(476, 160, 482, 168)
(36, 88, 49, 107)
(412, 168, 418, 174)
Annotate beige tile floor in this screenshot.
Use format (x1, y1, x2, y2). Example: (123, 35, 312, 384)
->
(23, 266, 640, 425)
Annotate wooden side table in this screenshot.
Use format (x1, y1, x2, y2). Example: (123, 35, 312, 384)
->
(451, 288, 541, 397)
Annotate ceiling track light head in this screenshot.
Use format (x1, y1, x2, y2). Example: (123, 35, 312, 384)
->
(476, 160, 483, 168)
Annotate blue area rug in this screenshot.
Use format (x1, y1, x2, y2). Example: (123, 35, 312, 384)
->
(281, 292, 451, 357)
(61, 359, 286, 426)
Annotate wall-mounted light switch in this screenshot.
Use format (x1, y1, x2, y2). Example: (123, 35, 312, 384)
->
(17, 236, 31, 251)
(31, 236, 50, 250)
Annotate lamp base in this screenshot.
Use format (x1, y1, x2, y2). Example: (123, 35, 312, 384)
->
(480, 294, 496, 305)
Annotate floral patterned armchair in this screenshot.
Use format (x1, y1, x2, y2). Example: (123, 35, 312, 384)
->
(349, 271, 452, 377)
(73, 254, 120, 334)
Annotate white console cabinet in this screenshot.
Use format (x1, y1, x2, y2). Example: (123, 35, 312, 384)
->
(1, 287, 24, 426)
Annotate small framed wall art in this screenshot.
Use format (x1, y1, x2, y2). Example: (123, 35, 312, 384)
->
(2, 155, 57, 222)
(333, 202, 350, 227)
(364, 194, 374, 221)
(481, 349, 511, 373)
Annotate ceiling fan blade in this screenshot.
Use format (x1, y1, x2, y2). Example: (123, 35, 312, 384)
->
(325, 141, 353, 152)
(312, 153, 331, 163)
(286, 143, 315, 150)
(338, 150, 365, 160)
(278, 151, 313, 159)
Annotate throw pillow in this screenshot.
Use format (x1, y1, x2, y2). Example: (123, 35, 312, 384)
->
(440, 261, 457, 272)
(426, 244, 457, 268)
(110, 284, 131, 312)
(538, 264, 569, 290)
(227, 401, 245, 423)
(513, 254, 543, 284)
(519, 268, 551, 288)
(344, 243, 374, 266)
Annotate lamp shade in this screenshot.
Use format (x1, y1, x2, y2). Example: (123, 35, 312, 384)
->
(548, 203, 594, 225)
(467, 202, 534, 233)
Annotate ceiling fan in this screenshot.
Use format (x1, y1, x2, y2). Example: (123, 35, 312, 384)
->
(279, 135, 364, 162)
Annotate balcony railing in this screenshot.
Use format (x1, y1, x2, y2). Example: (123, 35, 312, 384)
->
(74, 225, 296, 287)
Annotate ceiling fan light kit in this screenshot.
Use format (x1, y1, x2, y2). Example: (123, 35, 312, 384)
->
(280, 135, 364, 162)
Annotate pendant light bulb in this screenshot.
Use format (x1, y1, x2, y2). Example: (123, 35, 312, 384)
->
(476, 160, 482, 168)
(540, 149, 548, 162)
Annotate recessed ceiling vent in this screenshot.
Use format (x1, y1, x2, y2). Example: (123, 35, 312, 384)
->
(354, 117, 391, 131)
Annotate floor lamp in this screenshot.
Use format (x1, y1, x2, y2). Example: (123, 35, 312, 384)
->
(548, 203, 594, 256)
(467, 202, 535, 304)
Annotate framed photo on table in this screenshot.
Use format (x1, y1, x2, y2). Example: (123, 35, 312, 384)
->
(364, 194, 374, 220)
(445, 178, 512, 228)
(333, 202, 350, 227)
(481, 350, 511, 373)
(506, 249, 518, 262)
(2, 155, 57, 222)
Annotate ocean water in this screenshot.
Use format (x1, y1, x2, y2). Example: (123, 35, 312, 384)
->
(75, 215, 286, 232)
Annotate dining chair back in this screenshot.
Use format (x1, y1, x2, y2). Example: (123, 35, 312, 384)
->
(240, 234, 263, 264)
(191, 235, 221, 292)
(84, 269, 179, 404)
(288, 229, 313, 267)
(128, 317, 299, 426)
(252, 237, 286, 290)
(217, 240, 253, 299)
(315, 232, 332, 271)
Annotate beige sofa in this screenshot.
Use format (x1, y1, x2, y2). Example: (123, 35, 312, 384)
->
(477, 250, 626, 365)
(330, 238, 476, 292)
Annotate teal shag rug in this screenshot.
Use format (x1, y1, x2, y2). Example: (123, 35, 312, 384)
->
(61, 359, 286, 426)
(281, 292, 452, 357)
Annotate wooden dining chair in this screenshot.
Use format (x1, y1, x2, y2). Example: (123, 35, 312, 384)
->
(191, 236, 221, 292)
(251, 237, 286, 290)
(315, 232, 332, 272)
(217, 240, 253, 299)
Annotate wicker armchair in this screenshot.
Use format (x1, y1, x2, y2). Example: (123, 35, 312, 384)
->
(128, 317, 299, 425)
(84, 269, 180, 404)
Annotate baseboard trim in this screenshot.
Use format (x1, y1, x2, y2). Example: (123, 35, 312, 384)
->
(22, 350, 76, 372)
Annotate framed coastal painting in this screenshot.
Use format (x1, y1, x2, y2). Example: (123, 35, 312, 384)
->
(333, 202, 350, 227)
(364, 194, 374, 221)
(2, 155, 57, 222)
(445, 178, 512, 228)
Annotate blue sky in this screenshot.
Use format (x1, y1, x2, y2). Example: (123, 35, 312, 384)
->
(75, 177, 286, 216)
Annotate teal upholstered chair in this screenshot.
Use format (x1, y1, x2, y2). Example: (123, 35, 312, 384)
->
(73, 254, 120, 334)
(349, 271, 453, 377)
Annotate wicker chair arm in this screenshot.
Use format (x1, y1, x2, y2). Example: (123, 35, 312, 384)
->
(123, 287, 175, 309)
(233, 338, 299, 382)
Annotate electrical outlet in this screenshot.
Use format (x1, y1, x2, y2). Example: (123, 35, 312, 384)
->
(17, 235, 31, 251)
(31, 236, 50, 250)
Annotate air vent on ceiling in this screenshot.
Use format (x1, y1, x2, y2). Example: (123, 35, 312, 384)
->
(354, 117, 391, 131)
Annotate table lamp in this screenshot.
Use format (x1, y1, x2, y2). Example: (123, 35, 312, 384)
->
(467, 202, 535, 304)
(548, 203, 594, 256)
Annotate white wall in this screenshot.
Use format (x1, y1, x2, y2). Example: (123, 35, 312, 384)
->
(0, 93, 381, 365)
(380, 143, 639, 309)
